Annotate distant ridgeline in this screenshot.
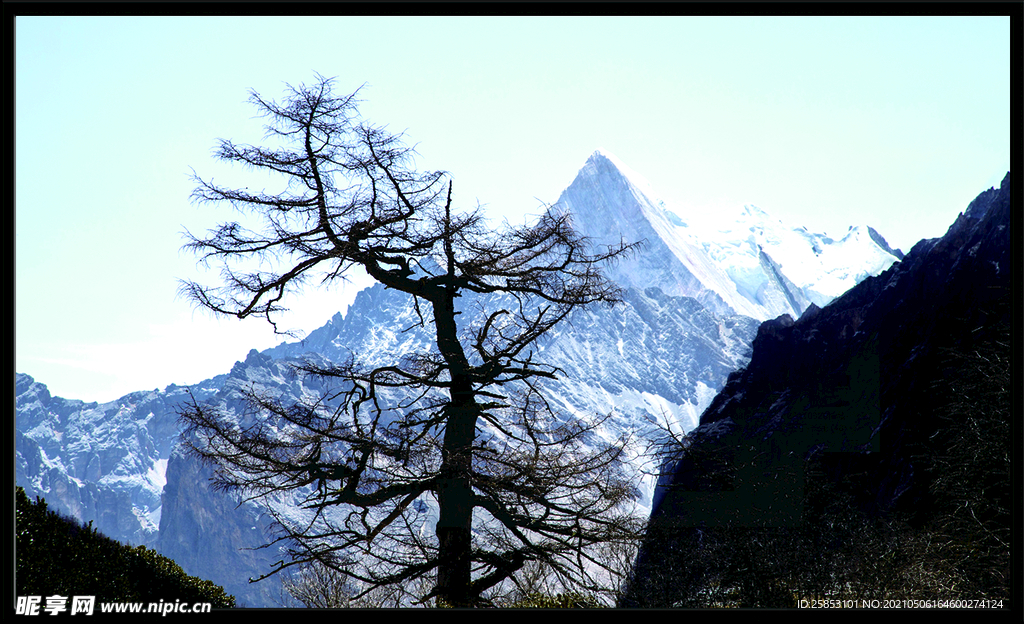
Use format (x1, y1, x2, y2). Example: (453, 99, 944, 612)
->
(623, 174, 1011, 607)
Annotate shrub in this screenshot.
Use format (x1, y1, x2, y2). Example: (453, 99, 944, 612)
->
(16, 487, 234, 607)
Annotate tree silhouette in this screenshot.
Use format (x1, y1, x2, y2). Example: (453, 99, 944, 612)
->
(178, 75, 641, 606)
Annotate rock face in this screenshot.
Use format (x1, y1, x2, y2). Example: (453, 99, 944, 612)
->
(155, 350, 329, 607)
(157, 448, 277, 608)
(623, 173, 1011, 606)
(15, 152, 904, 607)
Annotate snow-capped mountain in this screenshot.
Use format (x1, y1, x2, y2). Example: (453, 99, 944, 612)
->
(16, 151, 903, 606)
(556, 150, 902, 320)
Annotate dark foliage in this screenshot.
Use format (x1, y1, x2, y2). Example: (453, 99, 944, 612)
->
(15, 487, 235, 607)
(920, 318, 1011, 598)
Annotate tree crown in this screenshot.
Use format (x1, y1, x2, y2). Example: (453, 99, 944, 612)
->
(180, 75, 642, 606)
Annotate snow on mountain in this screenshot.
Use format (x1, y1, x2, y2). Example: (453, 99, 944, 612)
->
(555, 150, 902, 320)
(691, 205, 904, 309)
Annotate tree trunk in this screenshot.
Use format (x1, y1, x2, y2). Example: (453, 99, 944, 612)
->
(432, 294, 478, 606)
(434, 382, 478, 605)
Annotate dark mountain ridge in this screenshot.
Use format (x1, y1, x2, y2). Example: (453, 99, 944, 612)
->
(625, 173, 1012, 607)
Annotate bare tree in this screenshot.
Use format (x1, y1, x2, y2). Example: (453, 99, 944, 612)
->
(280, 560, 352, 609)
(178, 75, 642, 606)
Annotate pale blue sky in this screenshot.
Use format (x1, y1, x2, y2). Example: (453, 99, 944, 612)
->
(16, 15, 1012, 402)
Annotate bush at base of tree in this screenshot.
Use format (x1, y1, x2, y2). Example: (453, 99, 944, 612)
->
(16, 487, 235, 608)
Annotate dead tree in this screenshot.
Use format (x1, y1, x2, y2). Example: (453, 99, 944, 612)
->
(178, 75, 642, 606)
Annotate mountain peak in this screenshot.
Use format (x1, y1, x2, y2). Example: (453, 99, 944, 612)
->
(582, 149, 660, 201)
(589, 147, 626, 166)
